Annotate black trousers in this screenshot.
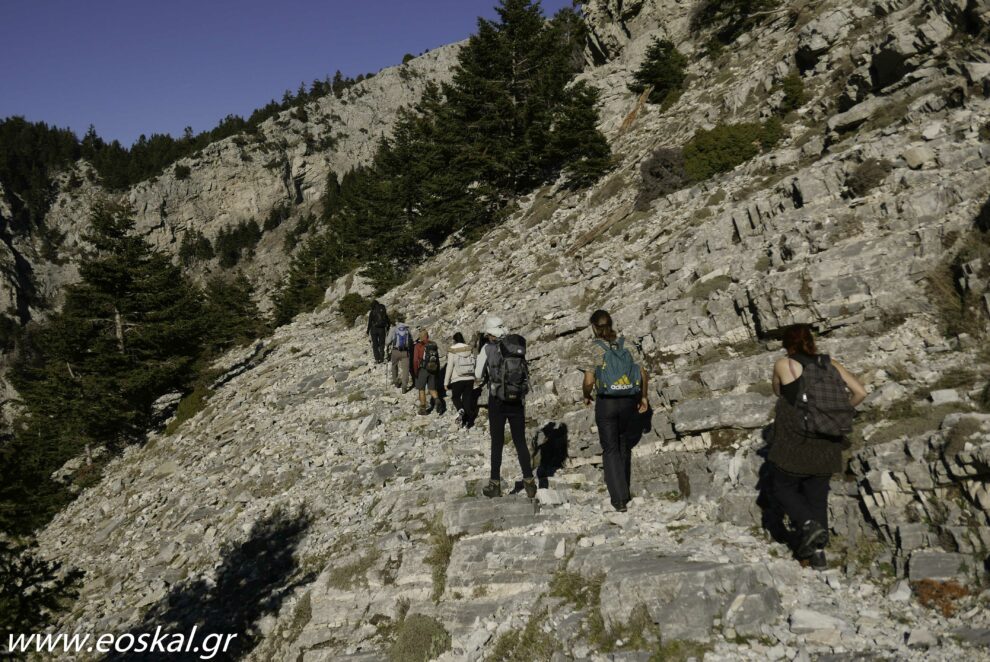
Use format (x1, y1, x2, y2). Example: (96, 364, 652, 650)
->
(450, 381, 475, 423)
(595, 397, 641, 509)
(770, 463, 830, 531)
(370, 327, 387, 363)
(489, 397, 532, 481)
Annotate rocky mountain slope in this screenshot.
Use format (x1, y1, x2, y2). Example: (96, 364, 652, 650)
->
(0, 42, 461, 321)
(33, 0, 990, 659)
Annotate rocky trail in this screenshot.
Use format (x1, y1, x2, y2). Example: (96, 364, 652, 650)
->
(36, 312, 990, 661)
(25, 0, 990, 659)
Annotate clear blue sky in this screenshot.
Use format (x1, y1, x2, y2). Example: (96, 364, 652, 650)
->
(1, 0, 574, 146)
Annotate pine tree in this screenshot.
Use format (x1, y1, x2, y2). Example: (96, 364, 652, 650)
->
(203, 273, 268, 353)
(442, 1, 608, 195)
(628, 38, 688, 104)
(2, 200, 208, 533)
(272, 230, 350, 326)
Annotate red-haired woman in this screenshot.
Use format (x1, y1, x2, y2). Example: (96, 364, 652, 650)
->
(768, 324, 867, 569)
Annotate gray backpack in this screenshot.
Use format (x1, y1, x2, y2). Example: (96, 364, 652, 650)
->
(485, 335, 529, 403)
(593, 338, 642, 397)
(793, 354, 855, 437)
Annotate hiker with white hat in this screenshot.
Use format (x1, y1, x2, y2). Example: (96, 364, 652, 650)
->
(475, 317, 536, 499)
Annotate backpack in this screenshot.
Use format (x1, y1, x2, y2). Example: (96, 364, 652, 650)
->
(451, 351, 475, 381)
(593, 338, 642, 397)
(793, 354, 855, 437)
(369, 302, 389, 329)
(487, 335, 529, 403)
(394, 325, 411, 351)
(422, 341, 441, 374)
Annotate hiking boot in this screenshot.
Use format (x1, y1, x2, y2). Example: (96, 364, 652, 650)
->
(523, 478, 537, 499)
(417, 406, 429, 416)
(482, 480, 502, 498)
(796, 520, 828, 558)
(810, 550, 827, 570)
(455, 409, 464, 427)
(436, 398, 447, 416)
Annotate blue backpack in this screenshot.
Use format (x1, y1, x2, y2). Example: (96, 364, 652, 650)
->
(394, 325, 411, 351)
(594, 338, 642, 397)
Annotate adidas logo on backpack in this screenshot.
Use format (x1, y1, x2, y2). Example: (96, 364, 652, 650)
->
(594, 338, 642, 397)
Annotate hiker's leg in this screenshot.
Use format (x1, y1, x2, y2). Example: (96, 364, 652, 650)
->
(771, 464, 815, 526)
(615, 398, 639, 499)
(467, 387, 481, 425)
(400, 352, 410, 390)
(595, 398, 627, 509)
(390, 350, 400, 383)
(505, 403, 532, 479)
(451, 382, 465, 414)
(489, 398, 506, 481)
(371, 328, 385, 362)
(801, 474, 831, 536)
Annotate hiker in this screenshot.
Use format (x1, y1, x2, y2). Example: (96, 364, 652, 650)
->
(444, 332, 476, 428)
(581, 310, 649, 513)
(476, 317, 536, 499)
(767, 323, 867, 569)
(367, 300, 390, 364)
(412, 330, 445, 416)
(385, 320, 413, 392)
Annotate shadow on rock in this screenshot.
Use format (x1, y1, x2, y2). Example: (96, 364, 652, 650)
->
(534, 422, 569, 489)
(105, 507, 314, 662)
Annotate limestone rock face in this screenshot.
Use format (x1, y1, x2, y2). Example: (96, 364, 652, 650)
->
(27, 0, 990, 659)
(0, 44, 462, 321)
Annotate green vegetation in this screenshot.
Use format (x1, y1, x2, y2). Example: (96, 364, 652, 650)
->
(262, 203, 292, 231)
(488, 608, 557, 661)
(637, 120, 782, 207)
(779, 72, 807, 113)
(164, 382, 212, 436)
(0, 539, 83, 634)
(178, 228, 214, 265)
(387, 614, 451, 662)
(274, 0, 610, 319)
(846, 158, 892, 198)
(0, 201, 267, 534)
(629, 38, 688, 105)
(215, 219, 262, 268)
(423, 517, 459, 602)
(684, 119, 782, 181)
(339, 293, 372, 327)
(636, 148, 689, 209)
(928, 228, 990, 339)
(327, 549, 380, 590)
(648, 639, 715, 661)
(174, 164, 191, 180)
(691, 0, 782, 46)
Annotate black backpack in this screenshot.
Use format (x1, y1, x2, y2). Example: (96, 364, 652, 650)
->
(487, 335, 529, 403)
(422, 341, 441, 374)
(793, 354, 855, 437)
(369, 302, 389, 329)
